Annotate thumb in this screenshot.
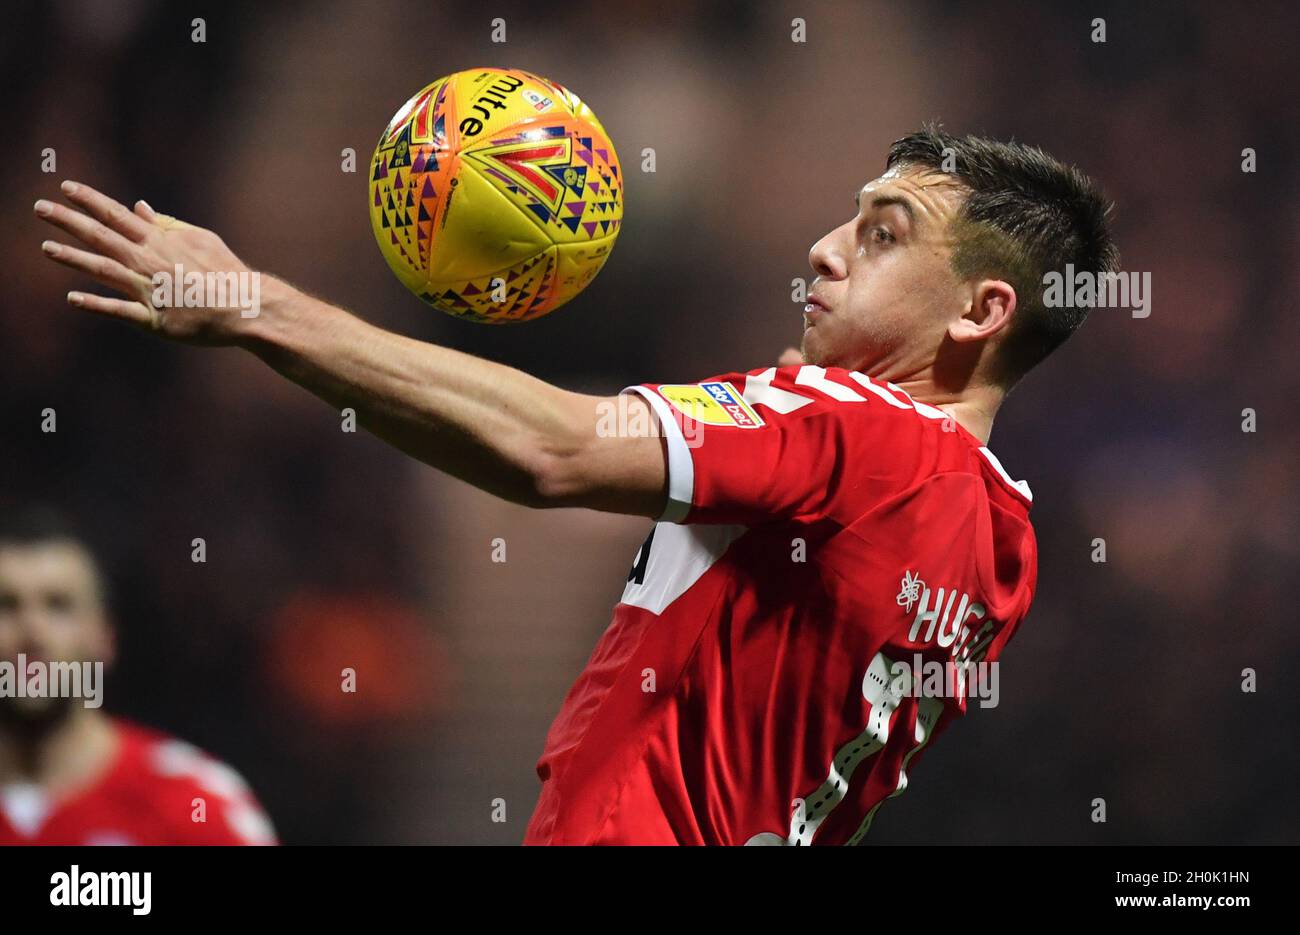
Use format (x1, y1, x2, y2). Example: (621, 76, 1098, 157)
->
(777, 347, 803, 367)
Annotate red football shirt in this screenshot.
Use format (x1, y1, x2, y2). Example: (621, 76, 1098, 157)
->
(0, 719, 276, 845)
(524, 364, 1037, 845)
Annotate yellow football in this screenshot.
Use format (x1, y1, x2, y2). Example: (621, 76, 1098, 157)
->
(368, 68, 623, 323)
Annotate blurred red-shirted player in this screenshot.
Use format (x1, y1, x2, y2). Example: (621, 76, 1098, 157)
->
(0, 510, 275, 845)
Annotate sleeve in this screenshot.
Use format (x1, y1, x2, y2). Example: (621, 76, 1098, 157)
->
(152, 739, 279, 845)
(177, 782, 278, 846)
(622, 364, 921, 526)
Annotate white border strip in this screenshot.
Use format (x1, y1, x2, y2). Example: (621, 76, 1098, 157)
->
(621, 386, 695, 523)
(977, 446, 1034, 502)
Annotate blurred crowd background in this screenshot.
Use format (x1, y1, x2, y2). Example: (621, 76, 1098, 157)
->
(2, 0, 1296, 843)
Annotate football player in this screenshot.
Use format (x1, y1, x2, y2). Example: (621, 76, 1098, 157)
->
(0, 509, 276, 845)
(33, 126, 1116, 845)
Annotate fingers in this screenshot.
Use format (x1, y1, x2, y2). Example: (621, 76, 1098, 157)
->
(58, 180, 155, 243)
(40, 239, 151, 298)
(66, 290, 156, 329)
(33, 182, 169, 334)
(35, 197, 141, 263)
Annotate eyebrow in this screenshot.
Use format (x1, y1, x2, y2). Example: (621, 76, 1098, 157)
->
(854, 191, 918, 224)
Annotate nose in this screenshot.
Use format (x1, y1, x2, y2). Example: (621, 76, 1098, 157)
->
(808, 225, 847, 280)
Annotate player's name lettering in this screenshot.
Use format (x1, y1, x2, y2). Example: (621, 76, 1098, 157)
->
(903, 581, 997, 666)
(458, 74, 525, 138)
(0, 654, 103, 707)
(50, 865, 151, 916)
(888, 654, 999, 708)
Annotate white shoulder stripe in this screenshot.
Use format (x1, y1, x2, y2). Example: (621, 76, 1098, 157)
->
(977, 447, 1033, 501)
(846, 372, 913, 408)
(795, 365, 867, 401)
(741, 367, 815, 414)
(881, 380, 949, 420)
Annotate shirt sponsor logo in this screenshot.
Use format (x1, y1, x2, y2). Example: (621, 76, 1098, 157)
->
(657, 382, 764, 428)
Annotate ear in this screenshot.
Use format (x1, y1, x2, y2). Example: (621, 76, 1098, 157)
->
(949, 279, 1016, 343)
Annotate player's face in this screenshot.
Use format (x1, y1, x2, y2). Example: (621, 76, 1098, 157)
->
(803, 164, 968, 377)
(0, 543, 112, 721)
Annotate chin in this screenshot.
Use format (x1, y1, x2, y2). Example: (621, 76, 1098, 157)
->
(800, 333, 827, 367)
(0, 694, 76, 733)
(801, 341, 843, 370)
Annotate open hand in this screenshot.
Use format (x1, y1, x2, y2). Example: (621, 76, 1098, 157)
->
(35, 181, 261, 345)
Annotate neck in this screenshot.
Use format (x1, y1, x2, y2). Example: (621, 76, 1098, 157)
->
(890, 375, 1003, 445)
(0, 707, 117, 794)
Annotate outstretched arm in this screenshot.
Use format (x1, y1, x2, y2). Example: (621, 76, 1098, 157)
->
(34, 181, 667, 517)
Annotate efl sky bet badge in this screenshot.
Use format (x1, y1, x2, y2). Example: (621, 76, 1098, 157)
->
(658, 382, 764, 428)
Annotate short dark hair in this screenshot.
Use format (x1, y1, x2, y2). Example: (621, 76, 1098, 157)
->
(0, 505, 109, 606)
(886, 124, 1119, 386)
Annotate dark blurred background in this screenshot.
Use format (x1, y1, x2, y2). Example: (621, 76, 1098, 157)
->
(2, 0, 1297, 843)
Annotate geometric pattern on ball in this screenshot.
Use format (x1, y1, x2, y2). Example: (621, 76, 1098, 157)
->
(369, 67, 622, 323)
